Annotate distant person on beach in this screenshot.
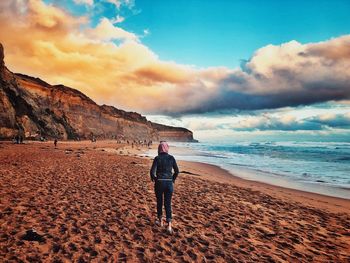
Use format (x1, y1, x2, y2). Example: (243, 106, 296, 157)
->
(150, 141, 179, 234)
(54, 139, 58, 148)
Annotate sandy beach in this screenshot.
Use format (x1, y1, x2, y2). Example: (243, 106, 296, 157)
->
(1, 141, 350, 262)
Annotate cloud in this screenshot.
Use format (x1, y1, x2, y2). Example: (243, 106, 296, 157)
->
(111, 15, 125, 24)
(226, 112, 350, 131)
(0, 0, 349, 116)
(308, 112, 350, 128)
(86, 17, 137, 41)
(74, 0, 94, 6)
(229, 115, 323, 131)
(146, 107, 350, 140)
(203, 36, 350, 114)
(0, 0, 27, 15)
(24, 0, 87, 30)
(143, 28, 150, 36)
(134, 62, 195, 84)
(106, 0, 134, 9)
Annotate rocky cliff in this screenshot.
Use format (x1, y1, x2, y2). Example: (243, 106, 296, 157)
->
(0, 43, 196, 142)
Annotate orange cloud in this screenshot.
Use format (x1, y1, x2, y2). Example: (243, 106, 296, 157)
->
(0, 0, 231, 114)
(135, 62, 195, 84)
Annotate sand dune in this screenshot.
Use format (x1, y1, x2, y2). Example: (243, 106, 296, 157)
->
(0, 141, 349, 262)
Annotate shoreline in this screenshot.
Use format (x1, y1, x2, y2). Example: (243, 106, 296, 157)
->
(138, 143, 350, 213)
(140, 145, 350, 201)
(186, 161, 350, 200)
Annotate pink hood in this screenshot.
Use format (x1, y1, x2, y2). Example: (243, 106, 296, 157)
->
(158, 141, 169, 154)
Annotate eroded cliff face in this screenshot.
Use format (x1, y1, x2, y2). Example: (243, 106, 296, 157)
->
(0, 43, 20, 138)
(151, 123, 196, 142)
(0, 44, 196, 142)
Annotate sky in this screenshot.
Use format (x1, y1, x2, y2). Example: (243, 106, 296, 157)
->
(0, 0, 349, 142)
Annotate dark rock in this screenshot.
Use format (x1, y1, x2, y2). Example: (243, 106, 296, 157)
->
(68, 242, 78, 251)
(52, 243, 61, 253)
(52, 258, 64, 263)
(21, 229, 46, 243)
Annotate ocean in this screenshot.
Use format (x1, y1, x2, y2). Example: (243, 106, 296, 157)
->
(144, 141, 350, 199)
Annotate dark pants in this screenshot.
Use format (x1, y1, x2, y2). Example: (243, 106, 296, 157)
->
(155, 180, 173, 222)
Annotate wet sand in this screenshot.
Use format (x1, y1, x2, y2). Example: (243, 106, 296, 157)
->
(0, 141, 349, 262)
(178, 161, 350, 214)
